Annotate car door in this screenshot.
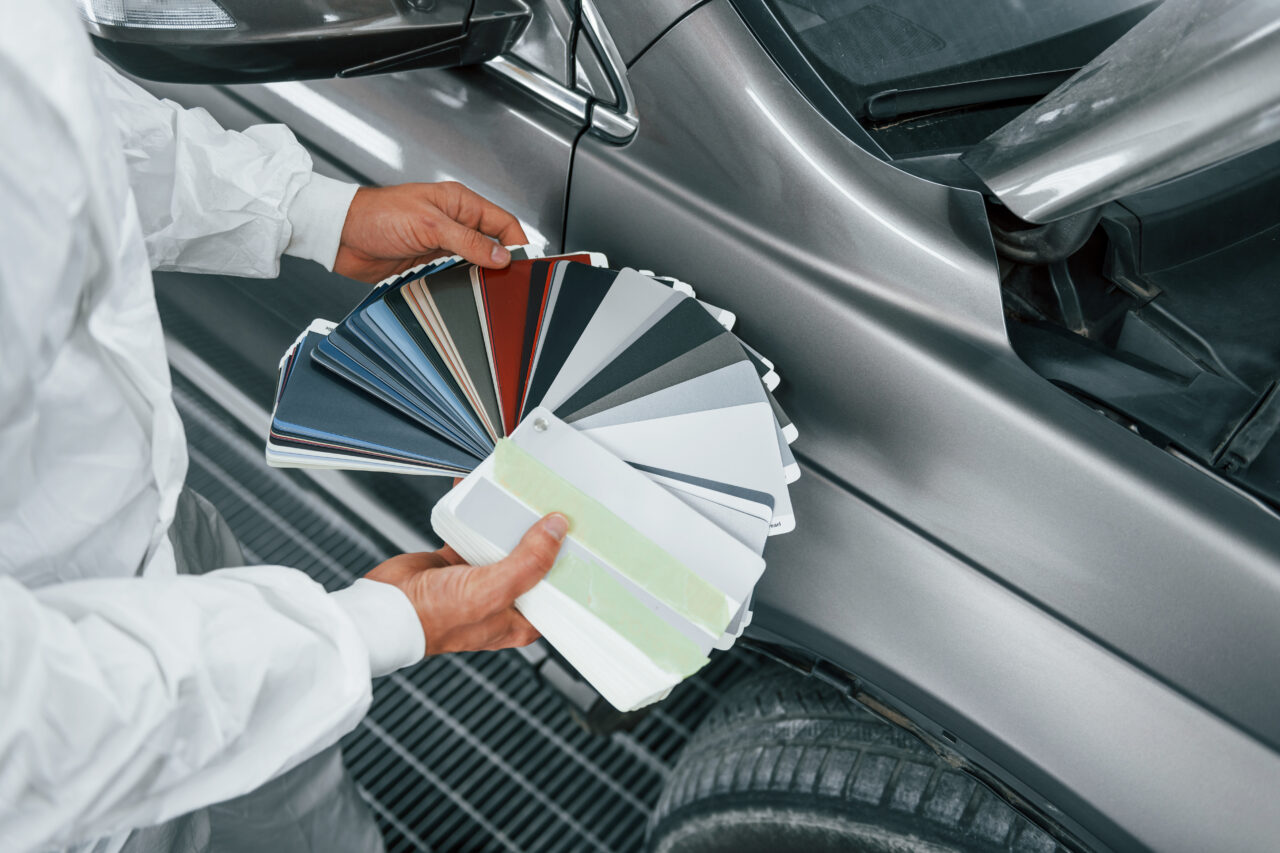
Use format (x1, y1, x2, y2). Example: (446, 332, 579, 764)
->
(143, 0, 590, 247)
(144, 1, 616, 407)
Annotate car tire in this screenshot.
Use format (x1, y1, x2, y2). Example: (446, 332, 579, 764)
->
(647, 664, 1063, 853)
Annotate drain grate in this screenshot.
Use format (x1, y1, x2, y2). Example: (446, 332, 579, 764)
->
(171, 374, 760, 852)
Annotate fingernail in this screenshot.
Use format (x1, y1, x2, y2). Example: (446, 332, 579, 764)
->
(542, 513, 569, 541)
(490, 244, 509, 264)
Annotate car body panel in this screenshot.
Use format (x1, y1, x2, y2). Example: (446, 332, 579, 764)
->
(569, 2, 1280, 848)
(964, 0, 1280, 223)
(593, 0, 704, 66)
(752, 461, 1280, 853)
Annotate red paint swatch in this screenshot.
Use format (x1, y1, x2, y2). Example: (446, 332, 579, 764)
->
(478, 255, 594, 435)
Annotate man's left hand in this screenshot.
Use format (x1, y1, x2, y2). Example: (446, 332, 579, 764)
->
(334, 181, 529, 283)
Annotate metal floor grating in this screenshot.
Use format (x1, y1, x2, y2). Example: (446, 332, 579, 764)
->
(171, 374, 761, 853)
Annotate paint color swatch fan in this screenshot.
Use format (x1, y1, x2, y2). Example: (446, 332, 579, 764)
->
(266, 248, 799, 709)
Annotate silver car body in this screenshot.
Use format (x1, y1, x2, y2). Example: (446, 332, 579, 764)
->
(142, 2, 1280, 850)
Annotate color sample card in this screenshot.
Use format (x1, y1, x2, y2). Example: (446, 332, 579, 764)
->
(433, 412, 766, 710)
(521, 262, 616, 416)
(265, 251, 799, 707)
(268, 322, 480, 474)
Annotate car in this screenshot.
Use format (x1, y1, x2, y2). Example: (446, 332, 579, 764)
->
(85, 0, 1280, 850)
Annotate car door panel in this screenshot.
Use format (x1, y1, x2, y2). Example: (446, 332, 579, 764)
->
(139, 11, 590, 511)
(145, 66, 581, 251)
(135, 0, 592, 396)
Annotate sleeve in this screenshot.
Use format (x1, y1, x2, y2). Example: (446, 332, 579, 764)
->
(95, 59, 359, 277)
(0, 570, 423, 851)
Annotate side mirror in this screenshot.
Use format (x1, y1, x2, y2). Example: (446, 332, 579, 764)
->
(80, 0, 531, 84)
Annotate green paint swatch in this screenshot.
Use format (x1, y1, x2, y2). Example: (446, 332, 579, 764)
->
(545, 552, 709, 676)
(494, 439, 731, 635)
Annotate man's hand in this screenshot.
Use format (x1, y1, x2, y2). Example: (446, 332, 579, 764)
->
(364, 513, 568, 655)
(334, 181, 529, 283)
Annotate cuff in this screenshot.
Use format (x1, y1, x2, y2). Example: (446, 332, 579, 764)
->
(285, 173, 360, 271)
(330, 578, 424, 677)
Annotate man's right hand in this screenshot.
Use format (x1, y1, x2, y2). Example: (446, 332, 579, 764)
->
(333, 181, 529, 283)
(363, 513, 568, 655)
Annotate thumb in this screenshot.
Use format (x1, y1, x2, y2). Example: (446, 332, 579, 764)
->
(488, 513, 568, 601)
(436, 216, 511, 268)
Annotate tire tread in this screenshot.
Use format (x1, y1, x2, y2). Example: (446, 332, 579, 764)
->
(649, 665, 1063, 853)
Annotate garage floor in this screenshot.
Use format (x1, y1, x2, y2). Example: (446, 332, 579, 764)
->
(173, 374, 760, 853)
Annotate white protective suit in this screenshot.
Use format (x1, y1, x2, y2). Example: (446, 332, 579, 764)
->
(0, 4, 426, 852)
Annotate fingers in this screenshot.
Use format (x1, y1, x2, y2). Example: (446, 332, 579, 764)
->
(482, 513, 568, 602)
(475, 608, 541, 650)
(448, 182, 528, 245)
(471, 196, 528, 250)
(413, 514, 564, 655)
(435, 216, 509, 269)
(434, 183, 528, 267)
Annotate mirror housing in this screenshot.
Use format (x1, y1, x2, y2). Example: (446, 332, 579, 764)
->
(81, 0, 530, 84)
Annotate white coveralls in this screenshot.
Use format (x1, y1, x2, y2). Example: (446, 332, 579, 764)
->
(0, 3, 427, 852)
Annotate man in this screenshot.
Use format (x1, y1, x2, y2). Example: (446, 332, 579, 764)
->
(0, 3, 566, 851)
